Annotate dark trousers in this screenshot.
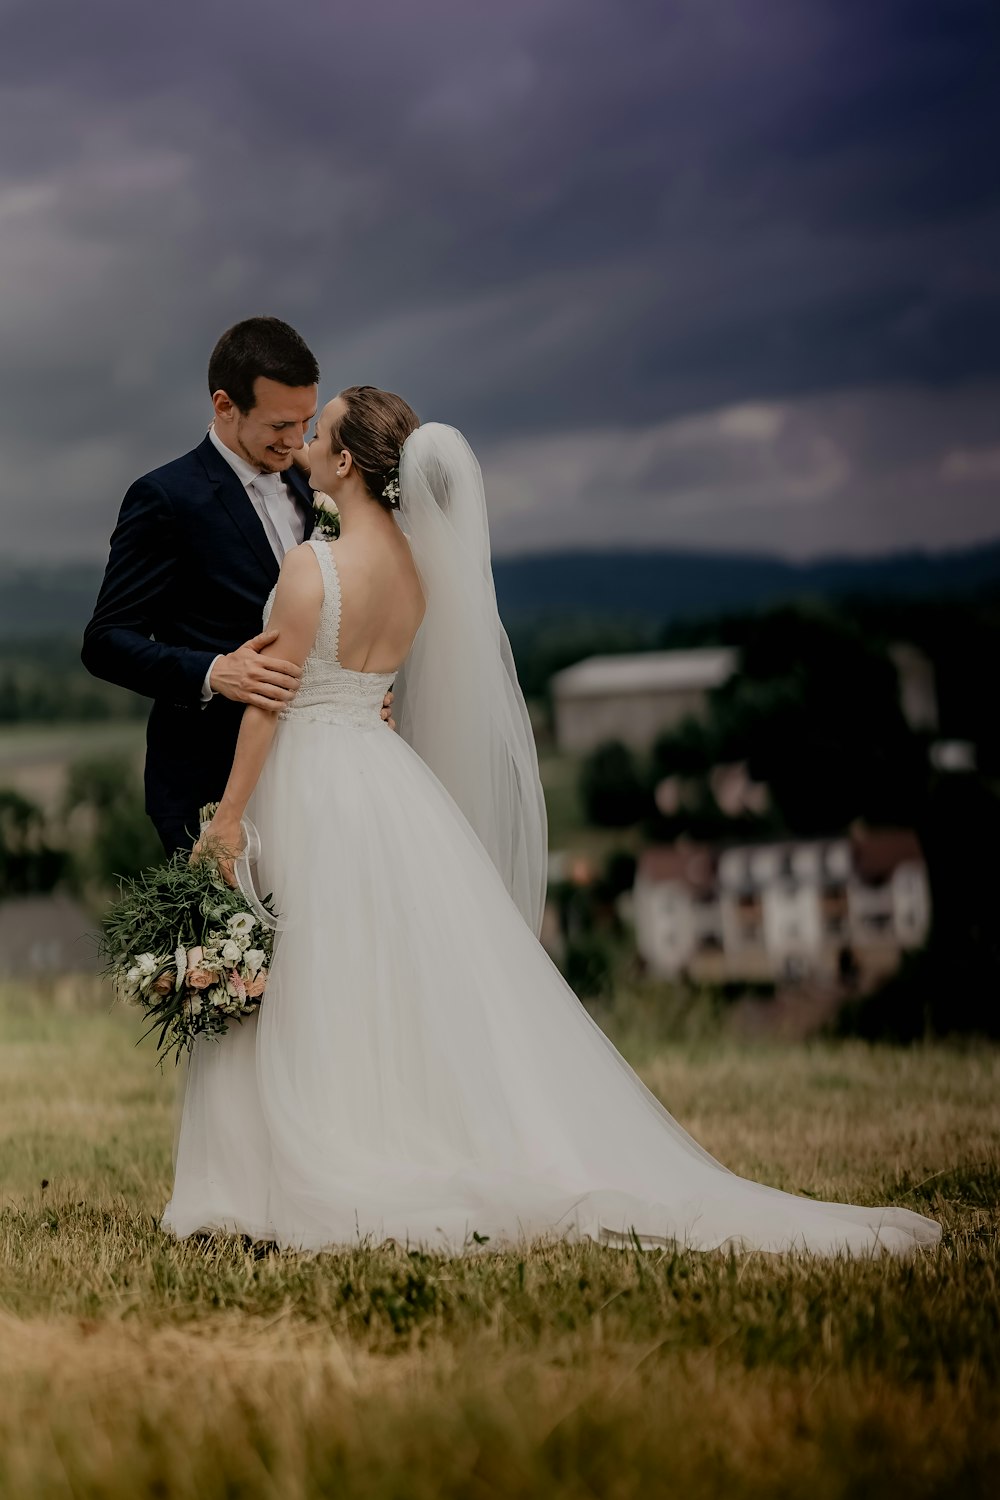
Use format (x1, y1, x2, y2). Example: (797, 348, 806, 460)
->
(152, 813, 201, 860)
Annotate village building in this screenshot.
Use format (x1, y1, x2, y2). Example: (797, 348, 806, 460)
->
(550, 640, 934, 758)
(633, 827, 929, 987)
(0, 893, 98, 980)
(550, 649, 737, 754)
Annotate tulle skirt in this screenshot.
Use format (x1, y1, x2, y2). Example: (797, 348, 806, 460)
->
(162, 718, 942, 1257)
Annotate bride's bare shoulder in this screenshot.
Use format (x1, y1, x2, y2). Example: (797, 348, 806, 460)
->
(275, 540, 325, 601)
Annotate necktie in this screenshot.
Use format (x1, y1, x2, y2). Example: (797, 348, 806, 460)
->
(253, 472, 298, 559)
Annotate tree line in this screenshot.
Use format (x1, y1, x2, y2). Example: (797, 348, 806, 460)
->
(568, 597, 1000, 1039)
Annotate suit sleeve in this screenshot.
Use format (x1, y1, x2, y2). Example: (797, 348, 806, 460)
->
(81, 476, 216, 704)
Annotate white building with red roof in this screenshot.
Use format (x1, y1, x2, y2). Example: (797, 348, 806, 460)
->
(633, 827, 929, 986)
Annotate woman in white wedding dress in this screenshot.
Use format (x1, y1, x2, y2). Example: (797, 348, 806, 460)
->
(162, 387, 941, 1258)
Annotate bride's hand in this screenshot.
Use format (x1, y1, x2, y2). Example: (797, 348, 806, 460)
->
(191, 816, 242, 888)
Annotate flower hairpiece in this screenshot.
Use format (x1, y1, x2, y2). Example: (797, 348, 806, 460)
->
(382, 466, 401, 508)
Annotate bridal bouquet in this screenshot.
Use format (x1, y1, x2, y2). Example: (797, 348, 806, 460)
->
(99, 814, 277, 1064)
(311, 490, 340, 539)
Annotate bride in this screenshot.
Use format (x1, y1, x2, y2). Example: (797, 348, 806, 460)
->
(163, 386, 941, 1257)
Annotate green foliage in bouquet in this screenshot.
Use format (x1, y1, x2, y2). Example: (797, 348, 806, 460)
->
(99, 832, 277, 1065)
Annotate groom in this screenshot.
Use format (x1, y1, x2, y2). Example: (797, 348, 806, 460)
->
(82, 316, 391, 856)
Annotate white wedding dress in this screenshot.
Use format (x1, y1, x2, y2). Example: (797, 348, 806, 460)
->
(162, 441, 941, 1258)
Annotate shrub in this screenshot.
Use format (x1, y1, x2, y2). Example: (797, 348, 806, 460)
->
(0, 789, 70, 896)
(64, 756, 162, 888)
(579, 741, 647, 827)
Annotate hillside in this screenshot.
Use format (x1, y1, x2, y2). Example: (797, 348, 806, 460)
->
(2, 538, 1000, 638)
(493, 540, 1000, 621)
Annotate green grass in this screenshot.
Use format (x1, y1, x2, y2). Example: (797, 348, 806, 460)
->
(538, 748, 641, 862)
(0, 719, 145, 768)
(537, 749, 585, 846)
(0, 978, 998, 1498)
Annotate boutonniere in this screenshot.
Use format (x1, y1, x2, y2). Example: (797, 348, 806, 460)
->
(312, 491, 340, 540)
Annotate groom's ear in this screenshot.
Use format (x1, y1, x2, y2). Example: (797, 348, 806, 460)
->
(213, 389, 238, 424)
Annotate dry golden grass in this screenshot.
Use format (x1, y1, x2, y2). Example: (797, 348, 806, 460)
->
(1, 977, 998, 1498)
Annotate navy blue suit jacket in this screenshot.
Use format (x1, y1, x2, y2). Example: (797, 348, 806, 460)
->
(82, 435, 315, 827)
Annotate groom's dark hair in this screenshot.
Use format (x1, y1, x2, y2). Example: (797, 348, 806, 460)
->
(208, 316, 320, 413)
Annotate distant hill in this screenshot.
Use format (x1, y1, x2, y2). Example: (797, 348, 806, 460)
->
(0, 564, 107, 639)
(493, 540, 1000, 622)
(2, 539, 1000, 639)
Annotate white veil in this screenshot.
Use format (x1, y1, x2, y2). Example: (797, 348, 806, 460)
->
(392, 423, 548, 936)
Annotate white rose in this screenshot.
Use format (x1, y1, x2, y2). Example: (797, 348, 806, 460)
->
(243, 949, 265, 975)
(227, 912, 255, 939)
(126, 966, 142, 985)
(137, 953, 158, 976)
(313, 490, 339, 515)
(221, 940, 242, 964)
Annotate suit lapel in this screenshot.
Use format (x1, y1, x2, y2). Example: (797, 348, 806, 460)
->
(195, 435, 280, 585)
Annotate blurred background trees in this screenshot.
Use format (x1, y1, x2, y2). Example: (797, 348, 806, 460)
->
(2, 577, 999, 1037)
(0, 789, 70, 895)
(63, 756, 163, 891)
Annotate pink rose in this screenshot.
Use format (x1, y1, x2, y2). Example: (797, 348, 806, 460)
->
(151, 971, 174, 995)
(245, 970, 267, 998)
(186, 946, 204, 972)
(187, 968, 214, 990)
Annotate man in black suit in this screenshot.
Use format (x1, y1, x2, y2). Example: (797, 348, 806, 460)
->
(82, 316, 391, 857)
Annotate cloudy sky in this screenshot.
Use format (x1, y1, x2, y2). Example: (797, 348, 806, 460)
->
(1, 0, 998, 561)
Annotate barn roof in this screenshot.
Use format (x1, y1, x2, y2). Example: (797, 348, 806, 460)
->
(637, 843, 717, 896)
(849, 826, 924, 883)
(551, 649, 737, 699)
(638, 828, 925, 895)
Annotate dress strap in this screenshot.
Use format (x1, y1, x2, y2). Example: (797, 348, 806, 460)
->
(309, 537, 342, 665)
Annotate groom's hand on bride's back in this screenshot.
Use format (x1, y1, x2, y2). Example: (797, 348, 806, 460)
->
(211, 629, 302, 711)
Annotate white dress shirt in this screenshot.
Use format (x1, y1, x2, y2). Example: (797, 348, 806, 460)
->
(202, 425, 307, 702)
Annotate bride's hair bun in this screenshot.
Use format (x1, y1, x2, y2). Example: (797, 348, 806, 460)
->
(332, 387, 420, 512)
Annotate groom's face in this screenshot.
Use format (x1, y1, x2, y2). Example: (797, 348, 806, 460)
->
(214, 376, 318, 474)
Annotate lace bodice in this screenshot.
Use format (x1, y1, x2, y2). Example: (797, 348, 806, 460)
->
(263, 538, 396, 731)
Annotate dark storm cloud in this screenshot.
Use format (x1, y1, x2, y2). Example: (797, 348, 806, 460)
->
(0, 0, 997, 558)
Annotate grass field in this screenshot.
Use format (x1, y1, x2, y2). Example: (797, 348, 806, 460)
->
(0, 721, 145, 813)
(1, 978, 998, 1498)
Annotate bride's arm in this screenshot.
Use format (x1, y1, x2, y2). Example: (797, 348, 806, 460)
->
(195, 545, 324, 883)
